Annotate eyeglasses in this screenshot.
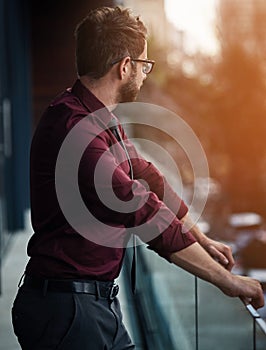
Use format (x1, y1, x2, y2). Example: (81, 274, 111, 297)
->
(111, 57, 155, 74)
(131, 58, 155, 74)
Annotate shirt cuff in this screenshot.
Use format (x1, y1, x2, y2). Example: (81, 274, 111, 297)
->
(146, 215, 197, 262)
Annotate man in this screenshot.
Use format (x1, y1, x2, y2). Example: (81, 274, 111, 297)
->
(12, 6, 264, 350)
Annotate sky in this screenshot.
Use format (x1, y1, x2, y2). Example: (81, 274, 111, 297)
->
(164, 0, 219, 55)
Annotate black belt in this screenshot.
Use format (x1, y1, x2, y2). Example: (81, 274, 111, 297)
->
(22, 275, 119, 300)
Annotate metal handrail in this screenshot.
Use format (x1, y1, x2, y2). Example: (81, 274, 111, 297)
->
(124, 242, 266, 349)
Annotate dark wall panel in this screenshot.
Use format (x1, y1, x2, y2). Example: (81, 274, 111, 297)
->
(30, 0, 117, 127)
(0, 0, 31, 233)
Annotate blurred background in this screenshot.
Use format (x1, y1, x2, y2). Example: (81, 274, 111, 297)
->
(1, 0, 266, 349)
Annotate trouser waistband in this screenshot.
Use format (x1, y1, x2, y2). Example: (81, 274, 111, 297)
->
(22, 275, 119, 299)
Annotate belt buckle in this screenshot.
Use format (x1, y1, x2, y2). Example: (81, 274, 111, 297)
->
(109, 284, 119, 300)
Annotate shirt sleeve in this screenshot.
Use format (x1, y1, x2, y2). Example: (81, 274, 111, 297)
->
(76, 121, 196, 261)
(121, 128, 189, 219)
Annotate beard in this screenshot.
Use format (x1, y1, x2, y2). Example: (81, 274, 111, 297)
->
(116, 71, 139, 103)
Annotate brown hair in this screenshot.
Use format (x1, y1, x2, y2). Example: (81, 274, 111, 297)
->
(75, 6, 147, 79)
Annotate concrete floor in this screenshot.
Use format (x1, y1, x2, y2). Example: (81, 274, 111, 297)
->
(0, 218, 136, 350)
(0, 227, 31, 350)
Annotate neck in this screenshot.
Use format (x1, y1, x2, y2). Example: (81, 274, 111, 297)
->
(80, 75, 118, 109)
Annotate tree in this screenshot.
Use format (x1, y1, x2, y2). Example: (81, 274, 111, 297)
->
(209, 0, 266, 214)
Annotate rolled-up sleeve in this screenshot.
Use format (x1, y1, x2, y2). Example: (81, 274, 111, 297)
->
(78, 124, 196, 261)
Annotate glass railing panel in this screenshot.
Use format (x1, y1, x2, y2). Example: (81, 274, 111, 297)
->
(197, 278, 255, 349)
(256, 318, 266, 350)
(122, 241, 266, 349)
(128, 242, 196, 350)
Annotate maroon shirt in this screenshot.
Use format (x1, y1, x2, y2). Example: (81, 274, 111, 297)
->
(26, 79, 196, 281)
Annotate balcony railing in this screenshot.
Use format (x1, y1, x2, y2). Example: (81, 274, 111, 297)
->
(122, 241, 266, 350)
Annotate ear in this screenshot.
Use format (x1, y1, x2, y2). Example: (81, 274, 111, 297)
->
(118, 56, 131, 80)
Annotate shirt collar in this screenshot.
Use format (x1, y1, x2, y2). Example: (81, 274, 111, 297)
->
(71, 79, 115, 127)
(71, 79, 105, 113)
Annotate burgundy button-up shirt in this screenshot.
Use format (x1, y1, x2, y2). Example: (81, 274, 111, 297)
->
(26, 79, 196, 281)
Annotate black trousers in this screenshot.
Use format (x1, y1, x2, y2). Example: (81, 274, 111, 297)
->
(11, 284, 135, 350)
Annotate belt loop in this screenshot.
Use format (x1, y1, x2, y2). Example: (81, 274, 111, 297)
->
(43, 279, 48, 297)
(95, 281, 101, 300)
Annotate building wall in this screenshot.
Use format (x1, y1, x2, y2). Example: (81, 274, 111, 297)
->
(120, 0, 184, 66)
(0, 0, 32, 233)
(30, 0, 117, 127)
(122, 0, 169, 47)
(0, 0, 32, 279)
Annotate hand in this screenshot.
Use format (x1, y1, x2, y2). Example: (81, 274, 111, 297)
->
(221, 274, 264, 310)
(170, 242, 264, 310)
(179, 214, 235, 270)
(200, 237, 235, 271)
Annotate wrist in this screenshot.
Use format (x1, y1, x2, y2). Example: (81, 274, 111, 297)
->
(212, 267, 235, 295)
(193, 230, 209, 246)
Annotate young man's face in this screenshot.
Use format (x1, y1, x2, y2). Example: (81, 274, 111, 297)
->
(117, 41, 148, 103)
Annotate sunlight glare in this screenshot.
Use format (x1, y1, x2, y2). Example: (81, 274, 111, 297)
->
(164, 0, 219, 55)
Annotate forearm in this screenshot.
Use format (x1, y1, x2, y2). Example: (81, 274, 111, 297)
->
(180, 212, 234, 269)
(170, 242, 264, 309)
(169, 242, 232, 290)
